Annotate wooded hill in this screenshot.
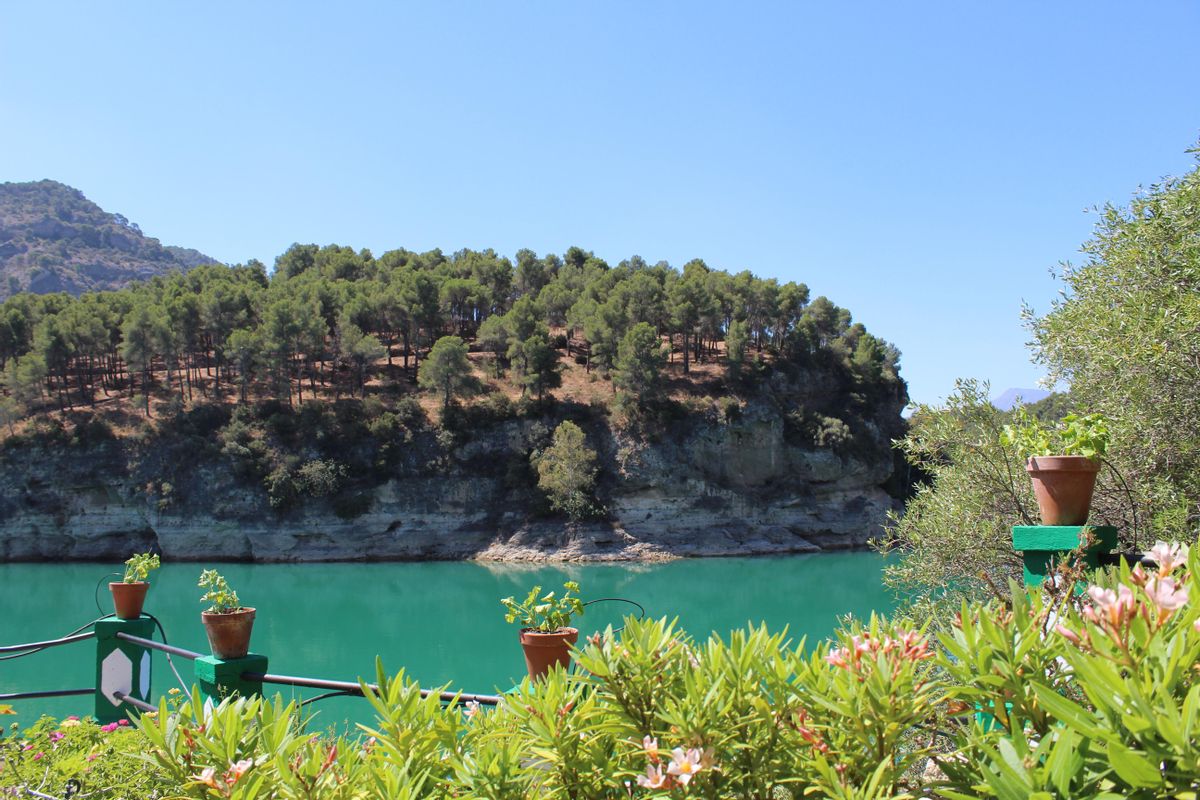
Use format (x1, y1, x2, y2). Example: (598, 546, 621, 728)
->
(0, 180, 216, 299)
(0, 244, 904, 442)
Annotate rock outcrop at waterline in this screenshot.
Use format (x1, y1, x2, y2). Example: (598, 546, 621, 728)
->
(0, 394, 906, 563)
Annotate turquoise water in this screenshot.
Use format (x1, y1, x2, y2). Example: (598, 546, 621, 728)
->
(0, 554, 895, 728)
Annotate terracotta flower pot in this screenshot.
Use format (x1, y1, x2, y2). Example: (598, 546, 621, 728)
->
(109, 581, 150, 620)
(1026, 456, 1101, 526)
(519, 627, 578, 680)
(201, 608, 256, 660)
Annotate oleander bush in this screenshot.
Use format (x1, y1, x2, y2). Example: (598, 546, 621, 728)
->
(5, 546, 1200, 798)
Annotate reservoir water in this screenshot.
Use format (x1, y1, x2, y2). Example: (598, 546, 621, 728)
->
(0, 553, 895, 728)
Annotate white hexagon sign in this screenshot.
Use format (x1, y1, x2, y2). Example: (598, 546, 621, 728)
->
(100, 648, 133, 708)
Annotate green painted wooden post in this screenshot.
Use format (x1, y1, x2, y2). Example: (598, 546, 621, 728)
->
(195, 654, 268, 704)
(1011, 525, 1118, 588)
(94, 616, 155, 724)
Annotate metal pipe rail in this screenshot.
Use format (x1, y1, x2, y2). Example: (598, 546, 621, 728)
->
(243, 671, 502, 706)
(114, 631, 203, 660)
(0, 688, 94, 701)
(0, 631, 94, 654)
(113, 690, 158, 713)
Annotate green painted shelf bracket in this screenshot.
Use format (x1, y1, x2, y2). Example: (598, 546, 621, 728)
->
(94, 616, 155, 724)
(1011, 525, 1118, 588)
(195, 654, 268, 705)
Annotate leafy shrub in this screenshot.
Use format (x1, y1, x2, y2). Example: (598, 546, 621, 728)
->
(717, 395, 741, 424)
(294, 459, 347, 498)
(67, 413, 115, 446)
(391, 396, 425, 428)
(0, 715, 170, 797)
(263, 465, 298, 510)
(813, 415, 852, 449)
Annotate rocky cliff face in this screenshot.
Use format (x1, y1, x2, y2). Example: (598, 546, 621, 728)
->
(0, 396, 904, 562)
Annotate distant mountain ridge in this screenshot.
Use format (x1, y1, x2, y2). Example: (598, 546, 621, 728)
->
(992, 387, 1051, 410)
(0, 179, 219, 299)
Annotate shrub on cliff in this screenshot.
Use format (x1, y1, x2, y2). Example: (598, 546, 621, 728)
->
(534, 420, 601, 520)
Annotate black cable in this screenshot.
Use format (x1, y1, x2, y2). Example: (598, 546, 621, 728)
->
(93, 572, 122, 616)
(142, 612, 193, 695)
(299, 690, 357, 707)
(581, 596, 646, 635)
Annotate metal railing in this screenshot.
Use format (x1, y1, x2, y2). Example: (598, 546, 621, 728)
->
(2, 614, 507, 720)
(0, 631, 95, 654)
(114, 631, 203, 660)
(243, 671, 501, 706)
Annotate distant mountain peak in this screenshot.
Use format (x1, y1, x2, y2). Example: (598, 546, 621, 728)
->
(992, 387, 1051, 411)
(0, 180, 218, 299)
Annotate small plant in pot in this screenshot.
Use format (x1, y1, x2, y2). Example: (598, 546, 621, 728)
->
(198, 569, 256, 660)
(110, 552, 160, 620)
(1002, 410, 1111, 526)
(501, 581, 584, 680)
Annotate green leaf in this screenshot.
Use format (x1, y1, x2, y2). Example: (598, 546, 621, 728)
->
(1031, 685, 1105, 739)
(1107, 742, 1162, 788)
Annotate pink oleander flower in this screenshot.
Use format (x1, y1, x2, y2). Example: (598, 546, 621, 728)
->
(48, 731, 64, 743)
(825, 647, 849, 669)
(192, 766, 219, 789)
(87, 753, 99, 762)
(1055, 624, 1082, 645)
(1085, 584, 1136, 628)
(118, 719, 129, 726)
(1146, 576, 1188, 612)
(643, 735, 660, 762)
(32, 752, 43, 761)
(636, 763, 668, 789)
(1149, 541, 1188, 574)
(667, 747, 704, 786)
(100, 722, 119, 733)
(229, 758, 253, 783)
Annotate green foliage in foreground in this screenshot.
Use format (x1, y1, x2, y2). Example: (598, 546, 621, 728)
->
(6, 550, 1200, 798)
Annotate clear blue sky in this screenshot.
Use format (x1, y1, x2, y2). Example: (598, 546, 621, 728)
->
(2, 2, 1197, 405)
